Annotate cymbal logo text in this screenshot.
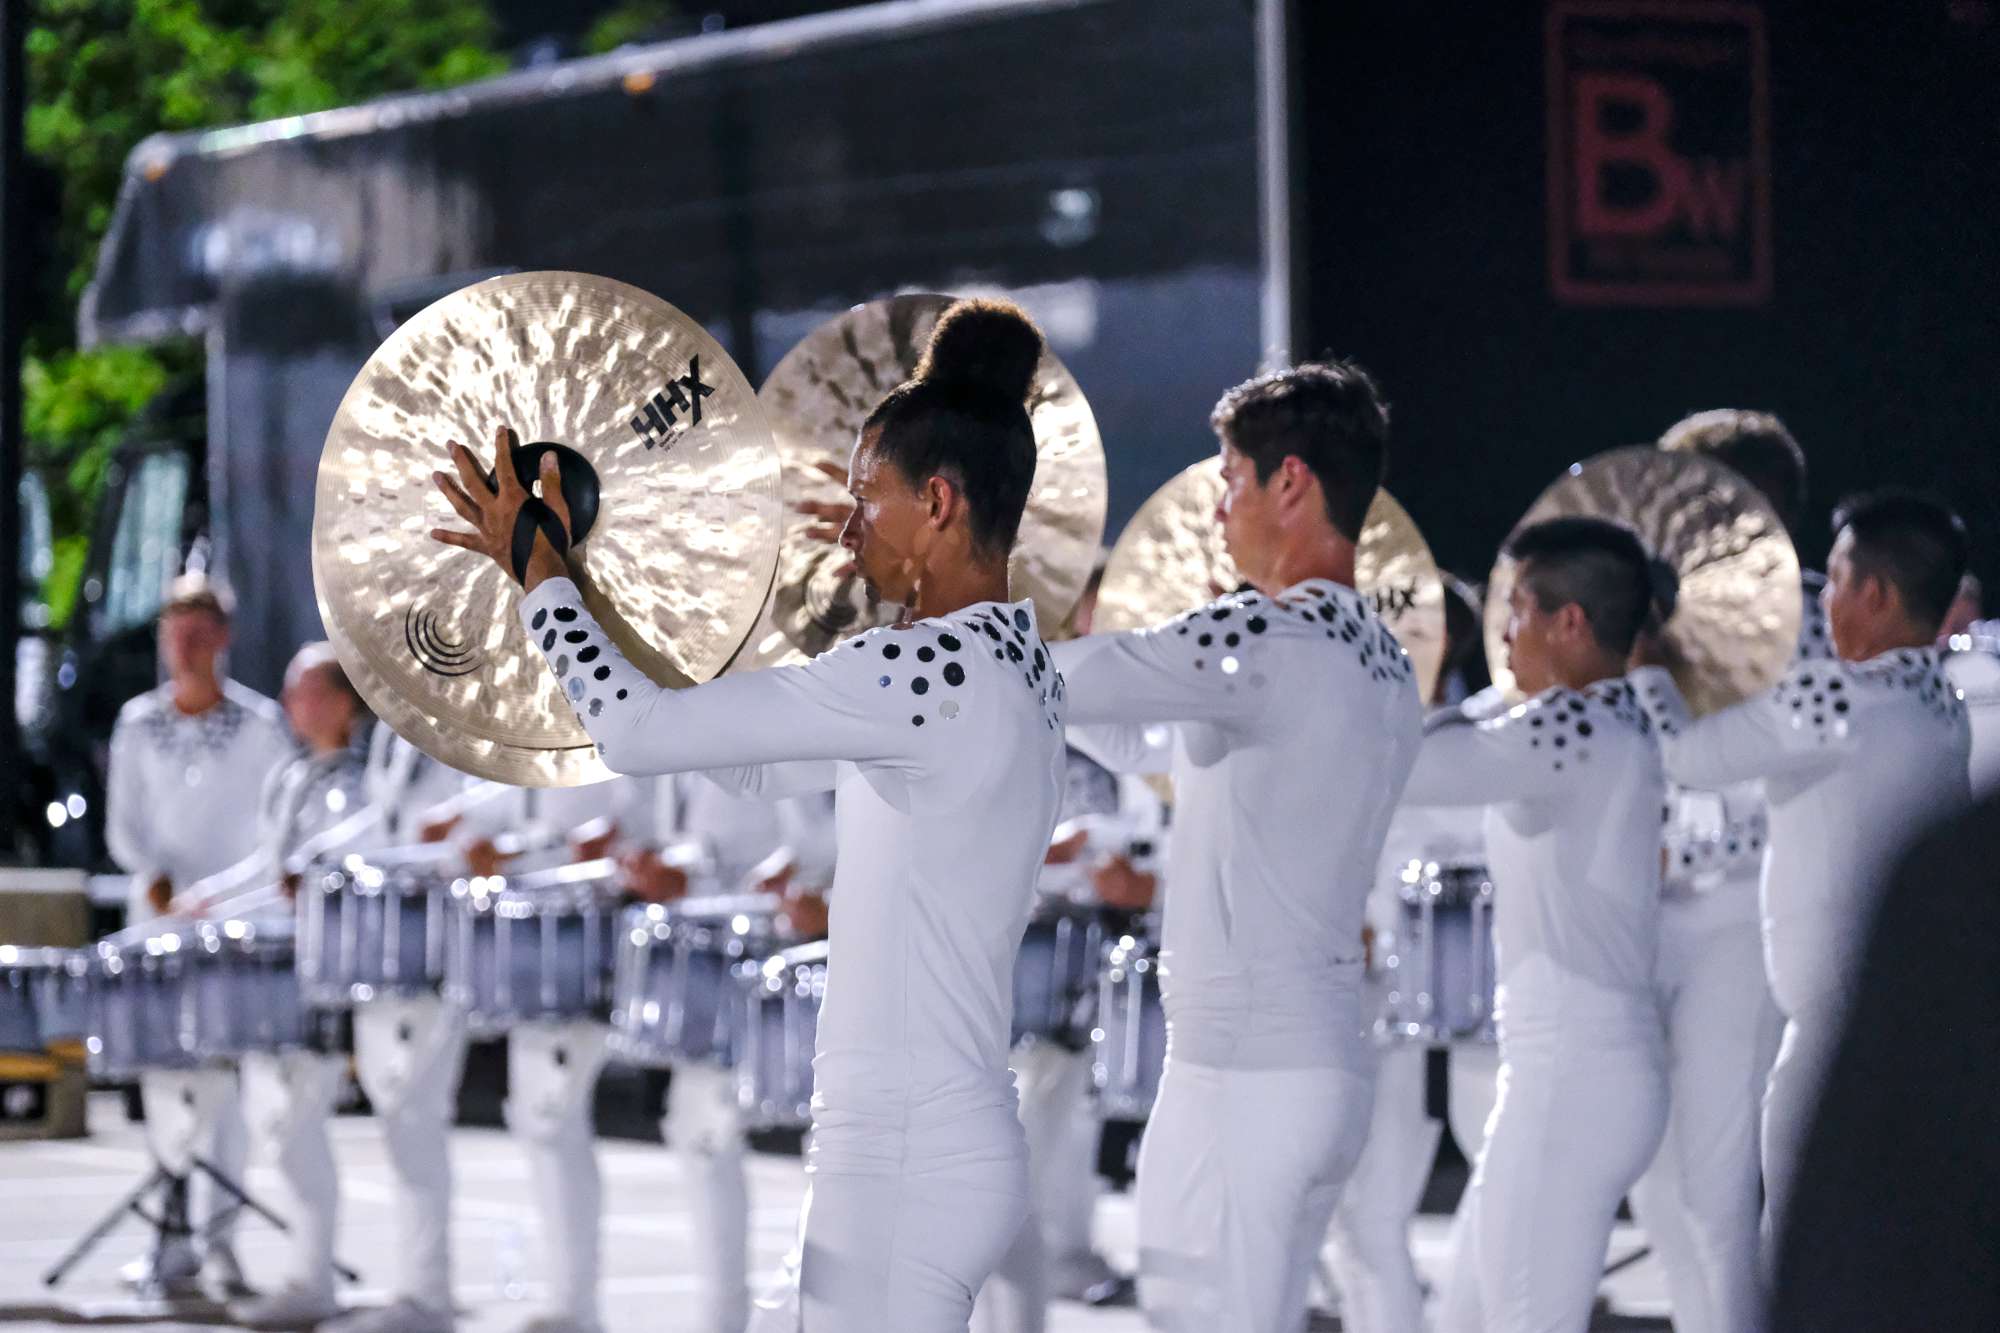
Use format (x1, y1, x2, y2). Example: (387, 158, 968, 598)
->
(629, 355, 715, 450)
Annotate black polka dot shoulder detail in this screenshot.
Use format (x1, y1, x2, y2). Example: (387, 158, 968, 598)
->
(1159, 580, 1417, 694)
(1496, 678, 1650, 775)
(852, 602, 1065, 733)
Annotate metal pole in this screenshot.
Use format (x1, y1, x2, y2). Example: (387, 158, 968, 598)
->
(1254, 0, 1304, 371)
(0, 0, 27, 857)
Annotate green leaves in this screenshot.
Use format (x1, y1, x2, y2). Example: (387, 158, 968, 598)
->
(21, 0, 515, 623)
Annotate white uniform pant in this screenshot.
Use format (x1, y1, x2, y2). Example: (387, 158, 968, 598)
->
(974, 1041, 1104, 1333)
(1628, 894, 1782, 1333)
(1438, 968, 1668, 1333)
(353, 996, 468, 1313)
(1136, 1058, 1374, 1333)
(748, 1103, 1030, 1333)
(506, 1019, 611, 1330)
(661, 1062, 750, 1333)
(1760, 1004, 1842, 1257)
(139, 1065, 247, 1249)
(239, 1049, 345, 1300)
(1321, 1042, 1440, 1333)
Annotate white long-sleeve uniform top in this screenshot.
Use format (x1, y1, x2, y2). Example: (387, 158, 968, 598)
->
(105, 680, 296, 924)
(1632, 647, 1971, 1015)
(1943, 644, 2000, 798)
(190, 743, 374, 920)
(1661, 573, 1836, 907)
(518, 577, 1065, 1165)
(1051, 579, 1423, 1071)
(1403, 678, 1665, 1018)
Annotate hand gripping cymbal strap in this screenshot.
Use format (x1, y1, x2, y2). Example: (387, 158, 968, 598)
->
(511, 497, 572, 585)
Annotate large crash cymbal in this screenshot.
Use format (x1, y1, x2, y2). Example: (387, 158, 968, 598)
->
(1094, 458, 1447, 699)
(1482, 445, 1800, 716)
(727, 293, 1107, 672)
(313, 271, 783, 786)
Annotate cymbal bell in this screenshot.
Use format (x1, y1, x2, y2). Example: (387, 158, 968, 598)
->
(728, 293, 1108, 673)
(313, 271, 784, 786)
(1482, 445, 1801, 715)
(1094, 458, 1447, 700)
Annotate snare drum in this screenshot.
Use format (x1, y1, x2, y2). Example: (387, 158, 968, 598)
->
(444, 883, 620, 1038)
(1091, 934, 1165, 1122)
(732, 940, 827, 1132)
(297, 858, 452, 1006)
(1377, 861, 1496, 1045)
(81, 933, 200, 1080)
(183, 916, 320, 1060)
(1011, 902, 1105, 1048)
(0, 946, 66, 1053)
(610, 901, 776, 1067)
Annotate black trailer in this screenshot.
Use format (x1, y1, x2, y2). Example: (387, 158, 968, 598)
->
(33, 0, 1269, 862)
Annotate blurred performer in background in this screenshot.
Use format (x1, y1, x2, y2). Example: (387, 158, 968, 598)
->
(1318, 577, 1488, 1333)
(175, 644, 373, 1329)
(103, 576, 294, 1294)
(636, 772, 835, 1333)
(1050, 362, 1423, 1333)
(318, 744, 488, 1333)
(433, 299, 1070, 1331)
(1404, 518, 1671, 1333)
(1632, 491, 1972, 1248)
(1628, 409, 1822, 1333)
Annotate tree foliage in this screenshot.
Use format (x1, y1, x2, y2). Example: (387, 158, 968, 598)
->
(20, 0, 512, 620)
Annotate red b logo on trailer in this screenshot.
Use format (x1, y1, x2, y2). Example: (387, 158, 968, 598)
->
(1547, 3, 1771, 306)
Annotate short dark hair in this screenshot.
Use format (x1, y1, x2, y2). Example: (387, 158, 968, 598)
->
(1209, 358, 1389, 542)
(1507, 516, 1664, 658)
(1659, 409, 1807, 534)
(863, 299, 1043, 556)
(1830, 490, 1969, 632)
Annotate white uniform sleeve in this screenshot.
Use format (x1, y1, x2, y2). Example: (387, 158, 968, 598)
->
(104, 710, 162, 882)
(776, 795, 839, 886)
(521, 577, 953, 778)
(1404, 688, 1604, 806)
(1630, 664, 1849, 789)
(1051, 600, 1279, 729)
(1067, 721, 1174, 775)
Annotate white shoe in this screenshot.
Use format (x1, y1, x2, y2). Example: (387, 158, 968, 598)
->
(231, 1284, 341, 1330)
(321, 1298, 455, 1333)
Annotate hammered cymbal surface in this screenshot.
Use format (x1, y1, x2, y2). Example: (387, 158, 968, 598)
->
(730, 293, 1107, 672)
(1095, 457, 1446, 699)
(1482, 445, 1801, 716)
(313, 271, 782, 785)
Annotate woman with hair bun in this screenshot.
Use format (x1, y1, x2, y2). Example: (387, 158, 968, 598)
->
(431, 298, 1068, 1331)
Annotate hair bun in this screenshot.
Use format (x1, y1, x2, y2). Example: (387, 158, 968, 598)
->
(914, 299, 1043, 407)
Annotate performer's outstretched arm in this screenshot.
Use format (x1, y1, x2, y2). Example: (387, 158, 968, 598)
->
(1404, 688, 1605, 807)
(1052, 603, 1278, 728)
(1629, 664, 1847, 790)
(521, 576, 951, 779)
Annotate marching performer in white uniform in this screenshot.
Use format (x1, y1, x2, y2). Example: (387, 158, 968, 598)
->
(637, 774, 835, 1333)
(320, 736, 485, 1333)
(182, 645, 374, 1329)
(975, 744, 1160, 1333)
(1627, 409, 1823, 1333)
(432, 298, 1068, 1331)
(103, 576, 293, 1294)
(1319, 579, 1492, 1333)
(1631, 490, 1973, 1246)
(1051, 361, 1423, 1333)
(1405, 517, 1671, 1333)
